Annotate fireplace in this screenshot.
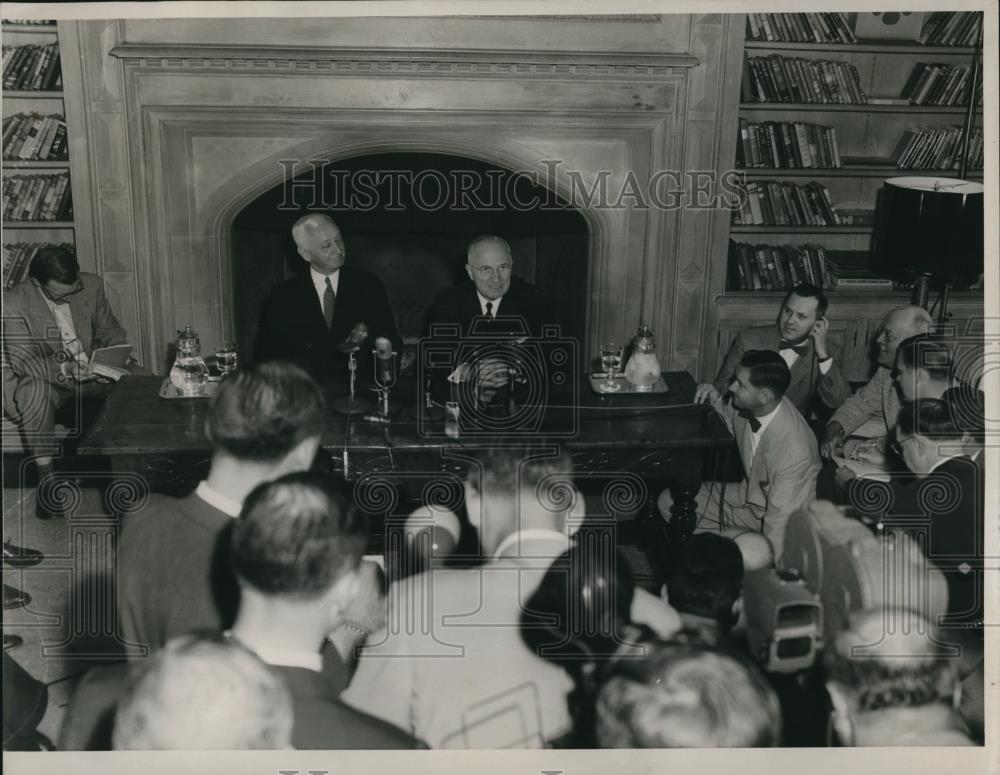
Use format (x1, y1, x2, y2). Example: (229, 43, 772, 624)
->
(231, 152, 589, 360)
(63, 15, 743, 378)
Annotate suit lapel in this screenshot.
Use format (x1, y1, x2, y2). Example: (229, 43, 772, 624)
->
(298, 272, 328, 333)
(68, 284, 96, 354)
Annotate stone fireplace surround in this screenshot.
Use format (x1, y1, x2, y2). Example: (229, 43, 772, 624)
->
(62, 16, 741, 375)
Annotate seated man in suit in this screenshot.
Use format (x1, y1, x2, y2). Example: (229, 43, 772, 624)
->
(714, 284, 849, 420)
(423, 235, 548, 405)
(255, 213, 401, 385)
(659, 350, 821, 561)
(2, 246, 144, 519)
(228, 471, 421, 749)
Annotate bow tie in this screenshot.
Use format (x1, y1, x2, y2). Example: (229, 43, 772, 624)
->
(737, 409, 762, 433)
(778, 339, 809, 356)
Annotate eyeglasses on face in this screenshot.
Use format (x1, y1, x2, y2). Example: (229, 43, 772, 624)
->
(471, 264, 512, 278)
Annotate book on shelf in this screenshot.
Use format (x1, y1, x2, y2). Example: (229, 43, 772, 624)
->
(2, 112, 68, 160)
(2, 241, 72, 288)
(918, 12, 982, 47)
(900, 63, 982, 106)
(746, 13, 856, 44)
(1, 19, 56, 26)
(728, 241, 834, 291)
(742, 53, 867, 104)
(891, 126, 983, 170)
(732, 180, 864, 227)
(2, 43, 61, 90)
(736, 119, 841, 169)
(2, 171, 72, 221)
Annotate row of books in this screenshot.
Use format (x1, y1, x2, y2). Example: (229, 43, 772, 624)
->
(2, 172, 73, 221)
(2, 43, 62, 91)
(892, 126, 984, 171)
(729, 242, 832, 291)
(732, 180, 862, 227)
(1, 19, 55, 26)
(736, 120, 841, 169)
(918, 12, 982, 47)
(2, 241, 70, 289)
(742, 54, 866, 105)
(3, 112, 68, 160)
(745, 13, 856, 44)
(900, 63, 981, 107)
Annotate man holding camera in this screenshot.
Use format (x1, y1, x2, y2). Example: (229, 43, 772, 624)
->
(714, 284, 849, 421)
(659, 350, 820, 561)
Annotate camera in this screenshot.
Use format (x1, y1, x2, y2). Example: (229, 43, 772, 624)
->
(418, 319, 578, 438)
(742, 567, 823, 674)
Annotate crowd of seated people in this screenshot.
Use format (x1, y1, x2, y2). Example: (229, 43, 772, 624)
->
(42, 322, 984, 750)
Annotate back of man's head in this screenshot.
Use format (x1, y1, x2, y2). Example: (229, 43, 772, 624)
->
(595, 642, 781, 747)
(824, 608, 959, 718)
(896, 333, 954, 382)
(112, 633, 293, 750)
(740, 350, 791, 400)
(666, 534, 744, 634)
(232, 471, 366, 600)
(206, 361, 325, 462)
(28, 244, 79, 285)
(897, 398, 964, 441)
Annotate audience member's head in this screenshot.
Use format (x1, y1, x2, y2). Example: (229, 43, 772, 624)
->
(464, 444, 580, 556)
(466, 235, 513, 301)
(28, 245, 82, 302)
(665, 534, 744, 642)
(875, 306, 934, 369)
(206, 361, 325, 471)
(941, 384, 985, 455)
(728, 350, 791, 412)
(112, 633, 293, 750)
(291, 213, 345, 275)
(231, 472, 367, 616)
(895, 398, 965, 476)
(823, 608, 969, 746)
(595, 641, 782, 748)
(894, 334, 954, 401)
(778, 284, 828, 345)
(723, 528, 775, 572)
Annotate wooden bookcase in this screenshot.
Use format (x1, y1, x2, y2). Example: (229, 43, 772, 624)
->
(2, 20, 75, 286)
(715, 13, 984, 380)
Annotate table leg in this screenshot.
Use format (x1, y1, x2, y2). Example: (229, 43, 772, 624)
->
(668, 486, 698, 545)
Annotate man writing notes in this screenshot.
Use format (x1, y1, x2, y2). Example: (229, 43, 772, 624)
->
(659, 350, 820, 561)
(714, 284, 849, 420)
(255, 213, 401, 384)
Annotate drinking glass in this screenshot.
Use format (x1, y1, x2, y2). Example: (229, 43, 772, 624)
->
(216, 342, 238, 375)
(600, 342, 623, 392)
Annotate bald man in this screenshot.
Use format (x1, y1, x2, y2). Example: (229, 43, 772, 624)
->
(255, 214, 401, 384)
(820, 305, 933, 458)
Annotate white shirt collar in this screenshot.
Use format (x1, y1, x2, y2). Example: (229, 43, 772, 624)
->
(225, 632, 323, 672)
(492, 528, 570, 562)
(310, 266, 340, 298)
(927, 453, 968, 474)
(195, 480, 242, 518)
(751, 402, 783, 437)
(476, 290, 502, 317)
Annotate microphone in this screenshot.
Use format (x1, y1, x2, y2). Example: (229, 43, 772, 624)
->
(404, 506, 460, 569)
(374, 336, 395, 384)
(337, 323, 369, 353)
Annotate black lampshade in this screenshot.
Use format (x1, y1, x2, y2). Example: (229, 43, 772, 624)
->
(871, 177, 984, 279)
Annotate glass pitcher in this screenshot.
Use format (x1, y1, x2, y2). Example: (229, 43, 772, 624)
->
(169, 326, 209, 396)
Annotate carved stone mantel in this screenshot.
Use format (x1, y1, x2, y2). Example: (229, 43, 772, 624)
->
(65, 16, 741, 378)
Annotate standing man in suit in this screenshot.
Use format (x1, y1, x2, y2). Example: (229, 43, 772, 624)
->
(424, 235, 548, 404)
(659, 350, 821, 561)
(255, 213, 401, 384)
(714, 284, 849, 420)
(2, 245, 144, 519)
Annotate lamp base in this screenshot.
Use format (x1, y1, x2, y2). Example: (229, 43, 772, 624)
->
(910, 272, 933, 309)
(332, 396, 371, 415)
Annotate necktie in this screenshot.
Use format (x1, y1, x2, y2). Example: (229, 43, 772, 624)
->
(778, 339, 808, 356)
(484, 301, 494, 321)
(323, 277, 336, 329)
(737, 409, 762, 433)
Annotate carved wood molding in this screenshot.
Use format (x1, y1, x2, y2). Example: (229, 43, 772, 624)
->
(109, 44, 699, 78)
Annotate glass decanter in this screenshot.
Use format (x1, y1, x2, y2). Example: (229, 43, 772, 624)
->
(169, 326, 209, 396)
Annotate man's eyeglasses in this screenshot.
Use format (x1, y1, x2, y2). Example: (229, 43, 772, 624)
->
(470, 264, 512, 278)
(889, 435, 915, 458)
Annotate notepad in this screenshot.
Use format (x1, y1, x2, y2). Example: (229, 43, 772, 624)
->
(90, 344, 132, 381)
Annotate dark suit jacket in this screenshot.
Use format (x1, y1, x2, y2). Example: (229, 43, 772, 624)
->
(255, 267, 401, 384)
(714, 324, 850, 418)
(847, 455, 983, 624)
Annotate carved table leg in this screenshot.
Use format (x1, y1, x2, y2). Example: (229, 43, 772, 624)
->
(668, 486, 698, 546)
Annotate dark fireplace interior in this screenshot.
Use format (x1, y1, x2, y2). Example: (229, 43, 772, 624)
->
(233, 152, 589, 361)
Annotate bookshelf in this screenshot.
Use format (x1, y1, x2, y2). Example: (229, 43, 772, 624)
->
(2, 19, 75, 288)
(727, 11, 984, 290)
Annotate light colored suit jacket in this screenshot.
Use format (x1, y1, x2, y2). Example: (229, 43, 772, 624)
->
(714, 324, 849, 418)
(829, 365, 899, 437)
(2, 273, 126, 409)
(716, 395, 821, 560)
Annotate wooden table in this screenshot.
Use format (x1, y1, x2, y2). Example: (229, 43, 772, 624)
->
(79, 372, 734, 571)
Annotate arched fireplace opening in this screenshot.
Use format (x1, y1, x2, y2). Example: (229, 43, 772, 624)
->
(232, 152, 589, 361)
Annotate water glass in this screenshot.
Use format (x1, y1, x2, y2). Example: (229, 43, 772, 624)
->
(600, 342, 623, 392)
(216, 342, 238, 375)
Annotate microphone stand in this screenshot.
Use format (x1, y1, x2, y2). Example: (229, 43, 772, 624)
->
(332, 348, 370, 415)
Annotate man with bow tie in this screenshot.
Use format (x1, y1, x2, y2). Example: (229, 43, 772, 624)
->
(660, 350, 821, 561)
(713, 285, 849, 421)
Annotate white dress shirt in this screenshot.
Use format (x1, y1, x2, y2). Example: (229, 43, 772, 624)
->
(746, 402, 783, 459)
(195, 480, 242, 518)
(39, 287, 88, 366)
(476, 291, 502, 317)
(310, 266, 341, 309)
(779, 343, 832, 375)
